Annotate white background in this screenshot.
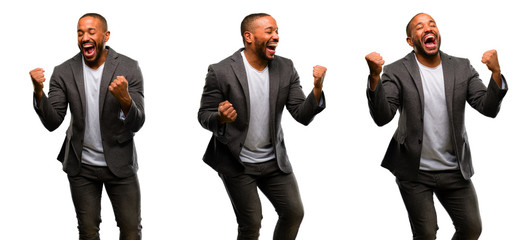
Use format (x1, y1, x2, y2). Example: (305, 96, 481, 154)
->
(1, 0, 522, 239)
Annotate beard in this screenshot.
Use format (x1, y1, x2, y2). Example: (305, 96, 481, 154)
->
(80, 36, 106, 64)
(413, 34, 441, 57)
(254, 36, 275, 62)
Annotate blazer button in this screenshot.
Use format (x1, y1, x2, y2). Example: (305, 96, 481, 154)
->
(418, 139, 422, 144)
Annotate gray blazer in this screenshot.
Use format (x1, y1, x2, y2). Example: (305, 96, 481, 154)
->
(34, 47, 145, 178)
(198, 49, 325, 176)
(367, 51, 507, 181)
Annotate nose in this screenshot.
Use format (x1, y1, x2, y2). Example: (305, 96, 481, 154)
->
(272, 31, 279, 41)
(81, 33, 90, 43)
(422, 23, 435, 34)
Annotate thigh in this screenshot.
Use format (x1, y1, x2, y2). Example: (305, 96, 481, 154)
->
(220, 173, 263, 224)
(435, 174, 481, 236)
(396, 178, 439, 239)
(68, 167, 104, 238)
(68, 171, 104, 212)
(257, 171, 303, 216)
(104, 173, 142, 233)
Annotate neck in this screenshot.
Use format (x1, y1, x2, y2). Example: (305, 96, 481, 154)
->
(243, 48, 268, 71)
(414, 51, 441, 68)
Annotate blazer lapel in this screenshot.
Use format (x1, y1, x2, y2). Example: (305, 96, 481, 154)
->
(230, 49, 251, 118)
(403, 52, 425, 112)
(268, 58, 280, 131)
(99, 47, 118, 115)
(70, 53, 86, 117)
(440, 52, 455, 119)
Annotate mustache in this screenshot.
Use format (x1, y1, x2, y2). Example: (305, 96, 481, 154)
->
(422, 31, 438, 39)
(82, 40, 96, 45)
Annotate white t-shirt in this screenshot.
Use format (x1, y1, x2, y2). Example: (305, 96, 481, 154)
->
(239, 51, 276, 163)
(81, 59, 107, 166)
(416, 55, 458, 171)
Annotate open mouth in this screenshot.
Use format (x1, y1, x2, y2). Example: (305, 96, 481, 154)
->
(423, 33, 437, 50)
(83, 42, 96, 58)
(266, 42, 278, 55)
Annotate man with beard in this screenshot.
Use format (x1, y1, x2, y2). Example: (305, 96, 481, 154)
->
(198, 13, 326, 240)
(30, 13, 144, 240)
(365, 13, 507, 239)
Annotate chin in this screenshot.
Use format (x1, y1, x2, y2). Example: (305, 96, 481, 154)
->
(265, 53, 275, 60)
(84, 56, 95, 62)
(425, 50, 439, 57)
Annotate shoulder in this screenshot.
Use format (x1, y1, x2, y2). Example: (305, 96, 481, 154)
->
(50, 53, 82, 78)
(55, 52, 81, 69)
(268, 55, 295, 75)
(440, 51, 470, 65)
(273, 54, 293, 66)
(211, 49, 241, 66)
(109, 47, 139, 66)
(208, 49, 243, 76)
(385, 52, 413, 70)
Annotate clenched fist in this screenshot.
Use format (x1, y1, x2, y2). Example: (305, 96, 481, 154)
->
(109, 76, 132, 115)
(217, 100, 237, 124)
(365, 52, 385, 77)
(481, 50, 500, 73)
(313, 65, 327, 88)
(365, 52, 385, 90)
(481, 49, 503, 88)
(29, 68, 46, 100)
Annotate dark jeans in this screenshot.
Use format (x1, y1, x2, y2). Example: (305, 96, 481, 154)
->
(396, 170, 482, 240)
(219, 160, 304, 240)
(68, 164, 142, 240)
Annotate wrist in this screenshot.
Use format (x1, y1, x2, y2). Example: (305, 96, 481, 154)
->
(34, 89, 43, 99)
(217, 112, 225, 124)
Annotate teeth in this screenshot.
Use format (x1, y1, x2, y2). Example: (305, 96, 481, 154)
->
(424, 34, 435, 41)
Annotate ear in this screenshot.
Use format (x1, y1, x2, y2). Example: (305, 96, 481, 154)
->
(104, 31, 111, 43)
(243, 31, 253, 44)
(406, 36, 414, 47)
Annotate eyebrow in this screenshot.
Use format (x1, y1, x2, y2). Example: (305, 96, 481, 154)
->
(415, 20, 436, 27)
(78, 27, 97, 32)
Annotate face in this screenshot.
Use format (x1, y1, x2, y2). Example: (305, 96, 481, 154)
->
(77, 16, 109, 65)
(407, 14, 441, 57)
(246, 16, 279, 61)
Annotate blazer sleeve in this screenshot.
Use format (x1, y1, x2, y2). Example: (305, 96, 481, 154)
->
(464, 61, 508, 118)
(285, 65, 325, 126)
(366, 65, 401, 126)
(34, 66, 69, 132)
(122, 61, 145, 132)
(198, 65, 226, 137)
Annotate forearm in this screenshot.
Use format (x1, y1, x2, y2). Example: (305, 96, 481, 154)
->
(34, 89, 43, 106)
(119, 79, 145, 131)
(367, 79, 398, 126)
(313, 86, 322, 103)
(34, 93, 66, 132)
(491, 70, 503, 89)
(119, 96, 132, 116)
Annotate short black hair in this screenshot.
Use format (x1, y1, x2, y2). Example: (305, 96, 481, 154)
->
(80, 13, 108, 31)
(240, 13, 271, 43)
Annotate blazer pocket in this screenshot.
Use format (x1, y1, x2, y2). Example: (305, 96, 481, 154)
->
(278, 84, 290, 95)
(116, 131, 135, 144)
(455, 80, 468, 90)
(394, 129, 406, 144)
